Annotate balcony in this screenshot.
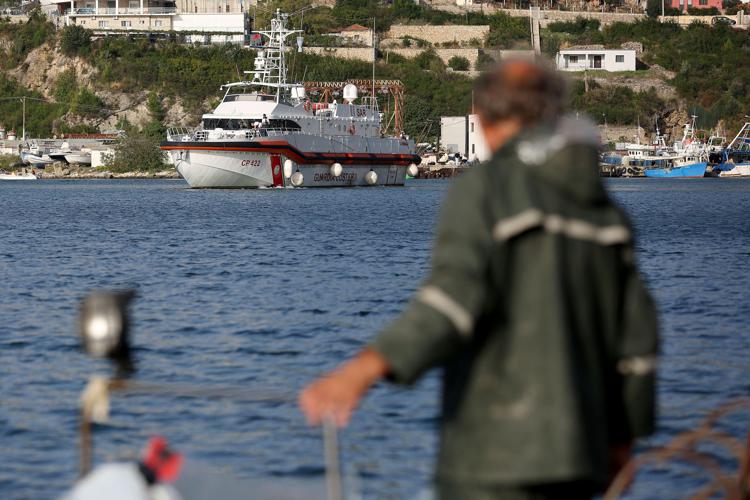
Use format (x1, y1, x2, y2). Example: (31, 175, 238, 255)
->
(70, 6, 176, 15)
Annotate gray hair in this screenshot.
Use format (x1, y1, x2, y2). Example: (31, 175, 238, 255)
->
(474, 58, 567, 127)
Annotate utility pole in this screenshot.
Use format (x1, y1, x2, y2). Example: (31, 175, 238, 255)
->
(661, 0, 665, 18)
(21, 96, 26, 141)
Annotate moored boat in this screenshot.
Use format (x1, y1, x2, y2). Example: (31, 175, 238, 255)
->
(716, 122, 750, 177)
(160, 10, 419, 188)
(0, 170, 37, 180)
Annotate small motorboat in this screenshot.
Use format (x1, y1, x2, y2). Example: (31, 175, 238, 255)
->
(0, 170, 37, 180)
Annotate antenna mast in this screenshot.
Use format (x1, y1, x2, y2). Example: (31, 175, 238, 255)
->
(372, 17, 376, 110)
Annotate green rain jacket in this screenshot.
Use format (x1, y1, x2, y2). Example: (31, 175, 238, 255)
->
(371, 116, 658, 487)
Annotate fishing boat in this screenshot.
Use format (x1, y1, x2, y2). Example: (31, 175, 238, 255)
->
(715, 122, 750, 177)
(642, 117, 708, 178)
(160, 10, 420, 188)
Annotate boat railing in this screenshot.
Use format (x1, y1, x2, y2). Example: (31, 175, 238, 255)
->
(167, 127, 302, 142)
(166, 127, 194, 142)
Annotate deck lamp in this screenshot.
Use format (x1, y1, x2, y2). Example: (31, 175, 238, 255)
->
(79, 290, 136, 375)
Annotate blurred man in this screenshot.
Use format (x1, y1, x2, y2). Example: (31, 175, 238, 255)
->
(300, 59, 658, 499)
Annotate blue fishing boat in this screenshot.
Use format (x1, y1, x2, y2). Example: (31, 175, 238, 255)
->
(643, 160, 707, 178)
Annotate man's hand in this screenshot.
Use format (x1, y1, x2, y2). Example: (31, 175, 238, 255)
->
(299, 348, 390, 427)
(608, 442, 633, 487)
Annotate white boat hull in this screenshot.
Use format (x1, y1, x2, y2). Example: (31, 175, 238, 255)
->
(164, 135, 417, 188)
(173, 149, 406, 188)
(718, 163, 750, 177)
(65, 154, 92, 165)
(0, 173, 37, 180)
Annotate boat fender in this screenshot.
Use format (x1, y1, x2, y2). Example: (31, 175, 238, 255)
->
(283, 159, 294, 179)
(291, 170, 304, 187)
(365, 170, 377, 185)
(330, 162, 342, 177)
(407, 164, 418, 177)
(304, 100, 311, 112)
(348, 124, 356, 135)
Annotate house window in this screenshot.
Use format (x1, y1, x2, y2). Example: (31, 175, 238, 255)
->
(470, 122, 474, 133)
(699, 0, 707, 4)
(98, 20, 108, 27)
(616, 55, 625, 63)
(155, 20, 162, 26)
(121, 20, 131, 27)
(569, 55, 578, 63)
(471, 144, 475, 154)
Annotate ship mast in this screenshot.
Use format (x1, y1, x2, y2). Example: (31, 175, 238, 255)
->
(237, 10, 302, 103)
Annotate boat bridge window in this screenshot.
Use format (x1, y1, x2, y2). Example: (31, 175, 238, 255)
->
(222, 94, 276, 102)
(203, 118, 302, 131)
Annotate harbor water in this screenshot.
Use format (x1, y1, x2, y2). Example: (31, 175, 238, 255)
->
(1, 179, 749, 498)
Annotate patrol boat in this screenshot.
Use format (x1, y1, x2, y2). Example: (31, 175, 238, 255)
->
(160, 10, 420, 188)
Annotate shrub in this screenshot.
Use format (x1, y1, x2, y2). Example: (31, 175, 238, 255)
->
(447, 55, 470, 71)
(548, 17, 601, 34)
(53, 68, 78, 104)
(687, 6, 721, 14)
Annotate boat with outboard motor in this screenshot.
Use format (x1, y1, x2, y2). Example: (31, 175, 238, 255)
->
(160, 10, 420, 188)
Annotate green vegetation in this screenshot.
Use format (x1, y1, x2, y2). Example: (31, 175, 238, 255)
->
(542, 18, 750, 130)
(1, 2, 749, 144)
(0, 9, 55, 68)
(570, 80, 669, 125)
(105, 131, 167, 172)
(59, 24, 92, 56)
(0, 154, 22, 170)
(0, 74, 66, 137)
(448, 55, 470, 71)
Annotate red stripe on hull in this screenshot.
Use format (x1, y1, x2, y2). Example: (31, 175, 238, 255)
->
(161, 141, 419, 166)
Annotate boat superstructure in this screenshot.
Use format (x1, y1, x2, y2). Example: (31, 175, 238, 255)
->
(627, 117, 708, 178)
(161, 10, 419, 188)
(716, 122, 750, 177)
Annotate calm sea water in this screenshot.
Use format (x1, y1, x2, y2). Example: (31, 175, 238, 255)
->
(1, 178, 749, 499)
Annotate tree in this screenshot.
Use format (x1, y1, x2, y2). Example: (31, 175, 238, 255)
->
(142, 92, 166, 139)
(105, 131, 166, 172)
(59, 25, 91, 56)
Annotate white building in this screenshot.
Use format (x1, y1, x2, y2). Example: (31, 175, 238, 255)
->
(41, 0, 250, 43)
(440, 114, 490, 162)
(555, 48, 636, 72)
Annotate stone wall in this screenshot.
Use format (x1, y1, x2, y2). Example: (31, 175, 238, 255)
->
(304, 46, 375, 62)
(429, 5, 645, 26)
(386, 24, 489, 45)
(385, 47, 480, 68)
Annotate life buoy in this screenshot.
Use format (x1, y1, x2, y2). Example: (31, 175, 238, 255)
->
(304, 100, 311, 112)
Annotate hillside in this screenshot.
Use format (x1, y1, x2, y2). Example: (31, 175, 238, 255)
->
(1, 5, 749, 145)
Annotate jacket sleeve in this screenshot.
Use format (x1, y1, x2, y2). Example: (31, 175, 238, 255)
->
(616, 246, 659, 441)
(369, 172, 495, 385)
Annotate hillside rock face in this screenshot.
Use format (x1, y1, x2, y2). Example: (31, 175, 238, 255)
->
(4, 41, 197, 133)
